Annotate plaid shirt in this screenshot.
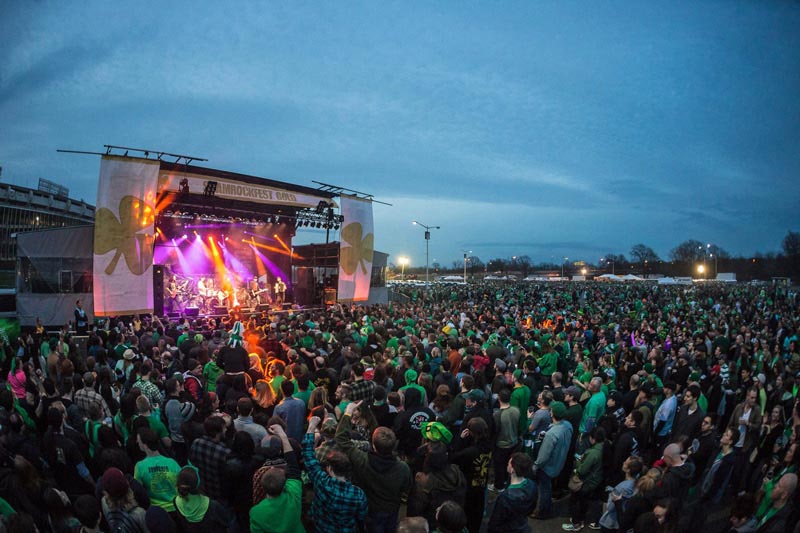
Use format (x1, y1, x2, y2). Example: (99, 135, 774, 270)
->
(303, 433, 368, 532)
(132, 378, 162, 410)
(189, 435, 230, 502)
(348, 378, 375, 404)
(73, 387, 112, 419)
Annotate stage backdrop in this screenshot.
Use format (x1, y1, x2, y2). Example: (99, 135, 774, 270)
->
(93, 156, 159, 315)
(338, 195, 374, 302)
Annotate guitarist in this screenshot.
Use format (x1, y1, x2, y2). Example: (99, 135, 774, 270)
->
(274, 277, 286, 305)
(166, 275, 181, 313)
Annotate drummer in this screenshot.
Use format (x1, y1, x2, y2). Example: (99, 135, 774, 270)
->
(198, 275, 214, 297)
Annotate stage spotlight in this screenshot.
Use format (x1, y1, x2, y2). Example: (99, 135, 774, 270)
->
(183, 234, 188, 239)
(203, 181, 218, 197)
(179, 178, 190, 195)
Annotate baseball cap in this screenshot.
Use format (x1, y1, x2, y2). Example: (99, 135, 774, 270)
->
(550, 401, 567, 419)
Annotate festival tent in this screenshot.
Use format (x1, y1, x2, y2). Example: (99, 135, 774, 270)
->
(622, 274, 643, 281)
(596, 274, 621, 281)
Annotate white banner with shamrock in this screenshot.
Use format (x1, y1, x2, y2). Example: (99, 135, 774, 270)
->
(93, 156, 159, 316)
(337, 195, 374, 302)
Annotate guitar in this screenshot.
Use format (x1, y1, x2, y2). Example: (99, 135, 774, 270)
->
(167, 280, 188, 299)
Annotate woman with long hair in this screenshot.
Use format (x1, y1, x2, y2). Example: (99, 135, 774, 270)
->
(307, 386, 334, 420)
(251, 379, 277, 418)
(747, 405, 786, 491)
(619, 467, 664, 532)
(429, 384, 453, 418)
(450, 417, 493, 533)
(173, 466, 234, 531)
(100, 468, 148, 533)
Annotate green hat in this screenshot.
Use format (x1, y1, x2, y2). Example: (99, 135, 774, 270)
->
(466, 389, 486, 402)
(420, 421, 453, 444)
(689, 371, 700, 382)
(512, 369, 523, 380)
(550, 401, 567, 420)
(404, 369, 418, 384)
(644, 363, 654, 374)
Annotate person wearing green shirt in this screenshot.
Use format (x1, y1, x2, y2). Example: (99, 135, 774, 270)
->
(510, 370, 532, 435)
(203, 358, 224, 393)
(268, 361, 286, 400)
(399, 369, 428, 406)
(293, 377, 314, 408)
(754, 472, 797, 532)
(579, 377, 606, 435)
(250, 424, 304, 533)
(134, 427, 181, 512)
(538, 347, 559, 383)
(135, 395, 171, 449)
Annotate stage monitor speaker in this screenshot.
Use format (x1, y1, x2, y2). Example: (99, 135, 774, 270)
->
(167, 312, 181, 319)
(213, 306, 228, 315)
(153, 265, 165, 315)
(256, 304, 271, 312)
(184, 307, 199, 317)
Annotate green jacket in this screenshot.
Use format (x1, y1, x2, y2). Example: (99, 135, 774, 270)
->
(575, 442, 604, 493)
(538, 351, 559, 377)
(510, 385, 531, 435)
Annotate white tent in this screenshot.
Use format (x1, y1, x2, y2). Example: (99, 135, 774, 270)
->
(622, 274, 643, 281)
(597, 274, 621, 281)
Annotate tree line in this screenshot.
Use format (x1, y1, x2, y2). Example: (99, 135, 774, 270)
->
(394, 231, 800, 280)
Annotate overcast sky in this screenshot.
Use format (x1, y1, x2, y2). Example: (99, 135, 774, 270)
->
(1, 1, 798, 268)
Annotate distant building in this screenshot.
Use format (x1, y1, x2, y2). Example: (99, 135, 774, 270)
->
(0, 180, 95, 287)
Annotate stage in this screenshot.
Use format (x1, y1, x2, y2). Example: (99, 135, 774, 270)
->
(149, 161, 342, 318)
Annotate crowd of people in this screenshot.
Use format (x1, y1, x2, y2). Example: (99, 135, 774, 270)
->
(0, 280, 798, 533)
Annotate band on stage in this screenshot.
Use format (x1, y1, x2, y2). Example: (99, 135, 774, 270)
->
(165, 272, 286, 315)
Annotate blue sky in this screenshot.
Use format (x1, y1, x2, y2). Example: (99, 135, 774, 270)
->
(1, 1, 798, 269)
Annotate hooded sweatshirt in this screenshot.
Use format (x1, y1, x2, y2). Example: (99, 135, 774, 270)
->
(654, 460, 696, 508)
(335, 414, 411, 515)
(393, 388, 435, 457)
(407, 464, 466, 525)
(399, 369, 428, 405)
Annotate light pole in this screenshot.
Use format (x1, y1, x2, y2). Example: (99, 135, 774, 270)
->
(697, 264, 705, 280)
(398, 256, 409, 281)
(707, 243, 717, 279)
(562, 257, 569, 278)
(600, 257, 615, 275)
(412, 221, 440, 287)
(462, 250, 472, 283)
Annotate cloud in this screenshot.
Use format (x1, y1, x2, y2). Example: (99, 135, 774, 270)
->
(0, 42, 113, 106)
